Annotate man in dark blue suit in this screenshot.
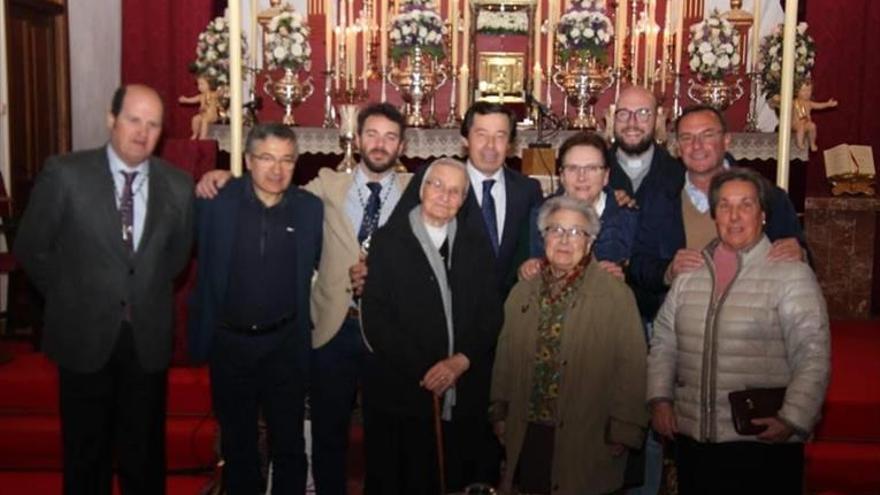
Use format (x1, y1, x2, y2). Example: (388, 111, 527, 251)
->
(189, 124, 322, 494)
(390, 101, 543, 297)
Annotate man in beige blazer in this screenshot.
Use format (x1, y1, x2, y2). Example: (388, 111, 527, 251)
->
(196, 103, 410, 495)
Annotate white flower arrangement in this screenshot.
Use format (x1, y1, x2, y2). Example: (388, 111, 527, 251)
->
(556, 0, 613, 62)
(190, 16, 248, 86)
(758, 22, 815, 98)
(686, 9, 741, 80)
(477, 11, 529, 36)
(389, 0, 447, 61)
(264, 11, 312, 71)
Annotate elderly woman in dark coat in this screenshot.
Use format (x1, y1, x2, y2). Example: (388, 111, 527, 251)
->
(361, 158, 503, 494)
(491, 195, 648, 495)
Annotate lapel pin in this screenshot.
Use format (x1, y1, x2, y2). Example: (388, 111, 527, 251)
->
(286, 226, 295, 233)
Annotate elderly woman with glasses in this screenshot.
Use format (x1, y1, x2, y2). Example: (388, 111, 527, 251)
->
(522, 132, 639, 281)
(647, 167, 830, 494)
(491, 195, 648, 495)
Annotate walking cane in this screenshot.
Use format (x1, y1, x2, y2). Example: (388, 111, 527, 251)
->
(433, 393, 447, 495)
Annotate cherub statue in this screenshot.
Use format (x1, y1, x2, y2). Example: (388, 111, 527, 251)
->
(654, 105, 669, 144)
(179, 76, 220, 140)
(793, 80, 837, 152)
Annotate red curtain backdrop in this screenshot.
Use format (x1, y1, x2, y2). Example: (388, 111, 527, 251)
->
(121, 0, 215, 139)
(805, 0, 880, 197)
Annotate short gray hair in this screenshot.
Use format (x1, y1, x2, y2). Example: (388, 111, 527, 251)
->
(419, 157, 470, 196)
(245, 123, 298, 157)
(537, 195, 601, 239)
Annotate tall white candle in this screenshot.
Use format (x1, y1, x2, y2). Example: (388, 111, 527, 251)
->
(380, 0, 389, 69)
(674, 0, 684, 74)
(451, 0, 459, 68)
(326, 0, 334, 72)
(532, 0, 541, 98)
(751, 0, 761, 72)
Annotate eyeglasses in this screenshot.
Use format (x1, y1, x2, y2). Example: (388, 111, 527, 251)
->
(424, 178, 465, 200)
(250, 153, 296, 168)
(562, 164, 606, 176)
(543, 225, 592, 242)
(677, 129, 724, 147)
(614, 108, 654, 123)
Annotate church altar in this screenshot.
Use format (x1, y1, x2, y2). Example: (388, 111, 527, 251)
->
(208, 125, 807, 161)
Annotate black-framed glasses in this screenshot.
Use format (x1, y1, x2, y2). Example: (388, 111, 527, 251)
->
(614, 108, 654, 123)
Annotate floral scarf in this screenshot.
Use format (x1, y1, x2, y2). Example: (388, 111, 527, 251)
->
(527, 257, 590, 424)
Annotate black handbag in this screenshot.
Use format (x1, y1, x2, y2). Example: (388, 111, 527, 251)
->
(728, 387, 787, 435)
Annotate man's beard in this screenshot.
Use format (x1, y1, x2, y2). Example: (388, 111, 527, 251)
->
(362, 148, 399, 174)
(615, 129, 654, 155)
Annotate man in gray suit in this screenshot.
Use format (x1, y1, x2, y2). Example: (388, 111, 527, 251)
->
(14, 84, 194, 495)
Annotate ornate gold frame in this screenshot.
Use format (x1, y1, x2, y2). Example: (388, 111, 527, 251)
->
(477, 52, 526, 103)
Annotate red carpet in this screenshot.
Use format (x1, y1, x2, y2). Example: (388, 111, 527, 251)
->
(0, 320, 877, 494)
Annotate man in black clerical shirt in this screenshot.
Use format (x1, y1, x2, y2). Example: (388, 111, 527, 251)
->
(189, 123, 323, 494)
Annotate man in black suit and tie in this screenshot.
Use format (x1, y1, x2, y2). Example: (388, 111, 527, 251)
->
(188, 124, 323, 494)
(386, 101, 543, 297)
(14, 84, 194, 495)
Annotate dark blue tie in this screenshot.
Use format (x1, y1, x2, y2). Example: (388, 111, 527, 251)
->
(481, 179, 499, 256)
(357, 182, 382, 244)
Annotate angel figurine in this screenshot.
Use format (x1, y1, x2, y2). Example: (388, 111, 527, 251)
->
(793, 80, 837, 152)
(178, 75, 220, 140)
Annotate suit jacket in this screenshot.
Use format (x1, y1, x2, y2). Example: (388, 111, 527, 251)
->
(392, 164, 543, 297)
(360, 210, 503, 419)
(188, 176, 323, 364)
(304, 167, 411, 349)
(14, 147, 194, 373)
(628, 164, 807, 320)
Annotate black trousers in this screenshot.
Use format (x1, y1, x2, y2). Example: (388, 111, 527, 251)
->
(675, 434, 804, 495)
(58, 323, 167, 495)
(210, 327, 308, 495)
(363, 407, 500, 495)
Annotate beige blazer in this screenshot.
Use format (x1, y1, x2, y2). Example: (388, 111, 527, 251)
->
(306, 167, 411, 348)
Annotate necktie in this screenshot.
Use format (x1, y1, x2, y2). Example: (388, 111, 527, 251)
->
(120, 171, 138, 252)
(481, 179, 499, 256)
(357, 182, 382, 244)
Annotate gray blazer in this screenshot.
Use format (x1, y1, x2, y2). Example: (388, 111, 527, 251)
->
(14, 147, 194, 373)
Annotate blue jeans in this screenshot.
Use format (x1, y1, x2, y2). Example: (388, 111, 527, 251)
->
(309, 318, 368, 495)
